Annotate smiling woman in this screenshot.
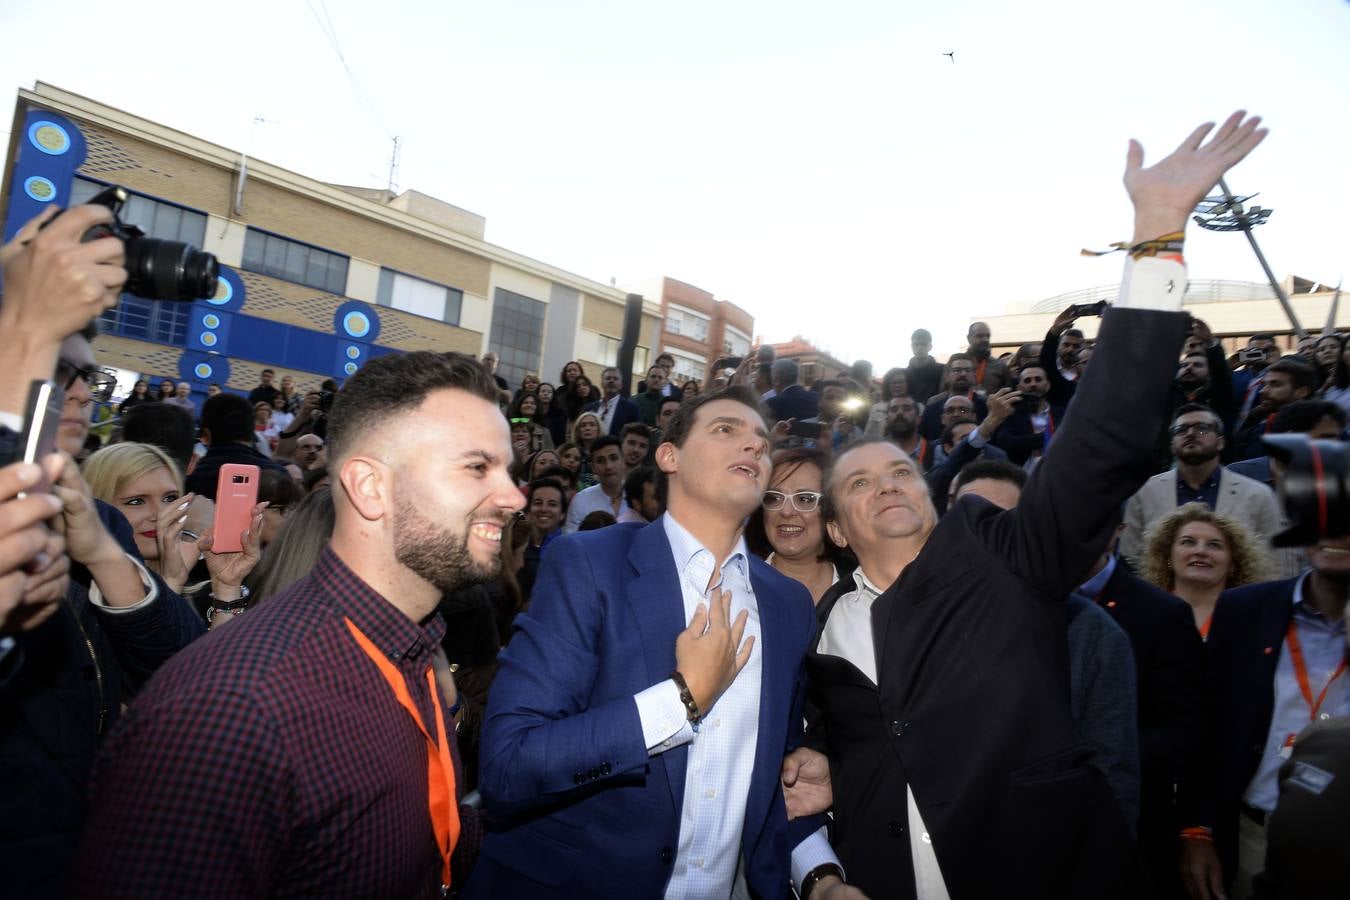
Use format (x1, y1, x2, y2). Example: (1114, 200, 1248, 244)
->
(1138, 502, 1271, 637)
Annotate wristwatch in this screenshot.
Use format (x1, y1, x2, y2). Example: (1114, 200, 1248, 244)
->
(799, 862, 844, 900)
(669, 670, 702, 724)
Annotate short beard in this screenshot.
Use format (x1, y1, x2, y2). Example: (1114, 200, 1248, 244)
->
(1176, 446, 1219, 466)
(392, 489, 500, 595)
(886, 420, 916, 442)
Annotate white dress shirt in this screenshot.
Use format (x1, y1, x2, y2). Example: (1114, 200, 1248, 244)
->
(816, 567, 952, 900)
(632, 514, 838, 898)
(562, 483, 625, 533)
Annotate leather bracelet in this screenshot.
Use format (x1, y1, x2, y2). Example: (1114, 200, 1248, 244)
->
(799, 862, 844, 900)
(669, 670, 702, 724)
(209, 584, 251, 610)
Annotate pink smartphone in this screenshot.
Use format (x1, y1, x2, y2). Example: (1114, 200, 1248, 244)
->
(212, 463, 259, 553)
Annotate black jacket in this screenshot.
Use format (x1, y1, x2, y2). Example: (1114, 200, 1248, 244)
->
(185, 441, 287, 501)
(918, 391, 988, 441)
(1039, 330, 1079, 409)
(805, 307, 1188, 900)
(1178, 577, 1301, 888)
(765, 385, 819, 423)
(991, 402, 1066, 467)
(1095, 563, 1207, 899)
(0, 500, 206, 896)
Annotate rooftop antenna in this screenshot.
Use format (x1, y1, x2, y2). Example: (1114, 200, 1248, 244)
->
(1193, 177, 1305, 338)
(386, 135, 401, 194)
(233, 115, 273, 218)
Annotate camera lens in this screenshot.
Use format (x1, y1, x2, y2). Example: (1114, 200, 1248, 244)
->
(123, 235, 220, 302)
(1263, 435, 1349, 547)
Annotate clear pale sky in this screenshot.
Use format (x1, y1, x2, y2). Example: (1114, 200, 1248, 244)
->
(3, 0, 1347, 364)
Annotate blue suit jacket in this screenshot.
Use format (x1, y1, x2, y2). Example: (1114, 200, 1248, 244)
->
(467, 519, 823, 898)
(584, 396, 643, 437)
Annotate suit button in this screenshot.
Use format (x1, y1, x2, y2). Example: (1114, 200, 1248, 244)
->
(889, 820, 905, 838)
(890, 720, 908, 737)
(660, 846, 674, 864)
(601, 762, 612, 776)
(588, 768, 600, 780)
(574, 771, 586, 784)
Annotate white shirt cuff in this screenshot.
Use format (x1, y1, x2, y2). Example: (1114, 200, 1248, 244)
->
(966, 430, 989, 449)
(1115, 256, 1187, 312)
(633, 679, 695, 756)
(791, 826, 843, 893)
(0, 409, 25, 433)
(87, 553, 159, 613)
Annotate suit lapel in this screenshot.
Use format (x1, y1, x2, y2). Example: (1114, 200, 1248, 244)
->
(742, 564, 791, 840)
(627, 521, 690, 810)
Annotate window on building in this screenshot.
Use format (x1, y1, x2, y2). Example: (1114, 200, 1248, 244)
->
(71, 177, 208, 246)
(72, 178, 201, 345)
(242, 228, 348, 294)
(578, 330, 650, 379)
(665, 347, 707, 383)
(489, 288, 546, 388)
(723, 325, 752, 358)
(664, 305, 710, 342)
(376, 268, 462, 324)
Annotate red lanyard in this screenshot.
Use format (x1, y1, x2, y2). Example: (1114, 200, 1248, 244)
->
(345, 618, 459, 892)
(1199, 613, 1214, 640)
(909, 437, 927, 466)
(974, 359, 987, 387)
(1286, 621, 1347, 722)
(1264, 414, 1276, 434)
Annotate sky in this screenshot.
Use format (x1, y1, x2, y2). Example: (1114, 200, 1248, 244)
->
(2, 0, 1348, 364)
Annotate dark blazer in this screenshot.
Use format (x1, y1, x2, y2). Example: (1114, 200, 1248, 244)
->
(184, 441, 287, 501)
(584, 396, 642, 437)
(1039, 329, 1079, 409)
(1095, 563, 1207, 899)
(1227, 455, 1273, 487)
(991, 403, 1066, 466)
(806, 307, 1188, 900)
(766, 384, 819, 423)
(1178, 577, 1300, 887)
(468, 519, 824, 898)
(0, 500, 205, 895)
(918, 391, 988, 441)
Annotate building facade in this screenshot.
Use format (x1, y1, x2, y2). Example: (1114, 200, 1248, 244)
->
(767, 336, 852, 386)
(2, 83, 662, 404)
(977, 277, 1347, 358)
(625, 276, 754, 385)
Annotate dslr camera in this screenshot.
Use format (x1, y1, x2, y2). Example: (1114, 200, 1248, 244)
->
(1262, 435, 1348, 546)
(59, 185, 219, 302)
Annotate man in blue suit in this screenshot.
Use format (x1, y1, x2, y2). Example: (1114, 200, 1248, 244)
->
(469, 385, 858, 900)
(586, 366, 643, 436)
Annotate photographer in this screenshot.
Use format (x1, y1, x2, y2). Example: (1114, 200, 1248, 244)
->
(0, 205, 209, 894)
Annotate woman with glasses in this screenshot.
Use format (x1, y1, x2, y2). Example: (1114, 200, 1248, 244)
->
(747, 447, 853, 604)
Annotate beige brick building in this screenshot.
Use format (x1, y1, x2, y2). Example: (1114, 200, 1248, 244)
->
(2, 83, 662, 402)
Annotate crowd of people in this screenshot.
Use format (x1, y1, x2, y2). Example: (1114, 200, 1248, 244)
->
(0, 110, 1346, 900)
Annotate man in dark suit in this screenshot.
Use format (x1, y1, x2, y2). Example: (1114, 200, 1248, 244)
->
(1086, 526, 1207, 899)
(779, 111, 1268, 899)
(918, 356, 988, 441)
(470, 386, 861, 899)
(990, 364, 1065, 467)
(585, 366, 643, 437)
(766, 358, 820, 423)
(185, 393, 287, 500)
(1177, 533, 1350, 900)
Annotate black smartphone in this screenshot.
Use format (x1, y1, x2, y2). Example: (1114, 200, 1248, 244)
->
(1066, 300, 1108, 318)
(17, 380, 62, 497)
(788, 420, 823, 438)
(712, 356, 744, 372)
(1013, 395, 1042, 414)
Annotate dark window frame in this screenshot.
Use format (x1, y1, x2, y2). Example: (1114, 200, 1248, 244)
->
(242, 226, 349, 295)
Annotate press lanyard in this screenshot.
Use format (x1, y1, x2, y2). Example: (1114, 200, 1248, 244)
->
(1281, 621, 1348, 758)
(345, 618, 459, 893)
(974, 359, 987, 387)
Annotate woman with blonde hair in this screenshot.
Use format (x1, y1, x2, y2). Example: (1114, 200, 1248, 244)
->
(84, 442, 265, 628)
(1138, 502, 1270, 638)
(569, 412, 603, 489)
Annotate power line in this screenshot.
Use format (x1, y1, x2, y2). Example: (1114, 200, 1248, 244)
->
(304, 0, 394, 140)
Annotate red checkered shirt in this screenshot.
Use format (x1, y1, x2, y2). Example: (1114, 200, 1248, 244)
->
(71, 547, 479, 898)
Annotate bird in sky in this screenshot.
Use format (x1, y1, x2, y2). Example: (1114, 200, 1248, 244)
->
(943, 50, 955, 63)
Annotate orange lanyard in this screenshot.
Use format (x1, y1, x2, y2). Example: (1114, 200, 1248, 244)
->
(974, 358, 987, 387)
(1199, 613, 1214, 640)
(1264, 413, 1276, 434)
(345, 618, 459, 893)
(1286, 621, 1347, 722)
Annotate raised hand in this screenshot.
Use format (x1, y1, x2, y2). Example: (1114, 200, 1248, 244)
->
(197, 502, 267, 598)
(674, 585, 754, 714)
(1125, 111, 1267, 243)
